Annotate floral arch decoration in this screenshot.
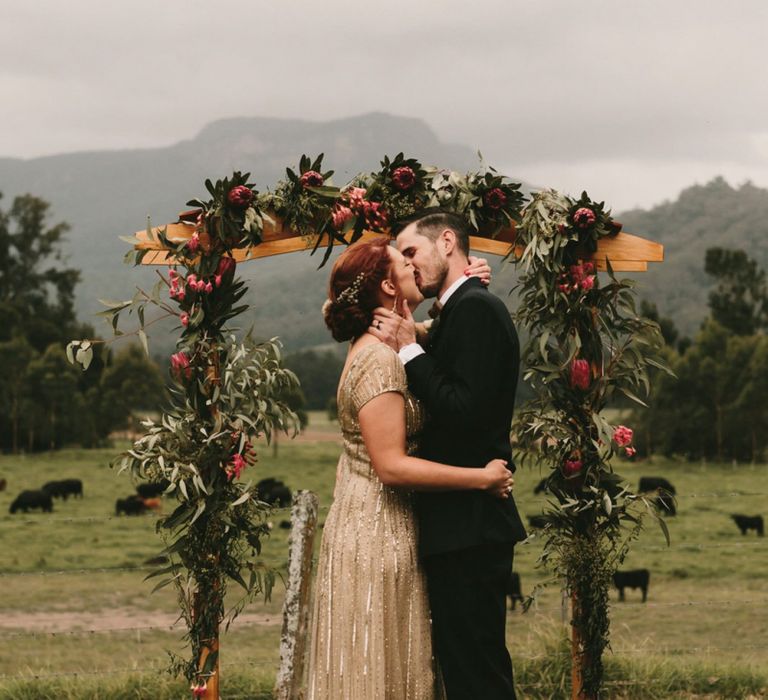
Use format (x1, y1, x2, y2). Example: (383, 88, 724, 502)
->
(69, 153, 665, 699)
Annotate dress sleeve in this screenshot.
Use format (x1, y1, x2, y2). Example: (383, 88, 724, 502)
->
(349, 343, 408, 414)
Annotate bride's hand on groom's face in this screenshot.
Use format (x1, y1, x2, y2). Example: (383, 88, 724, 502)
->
(483, 459, 514, 499)
(370, 299, 417, 350)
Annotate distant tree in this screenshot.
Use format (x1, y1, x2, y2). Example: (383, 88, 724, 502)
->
(0, 336, 37, 453)
(0, 193, 85, 350)
(636, 320, 762, 461)
(97, 344, 168, 435)
(731, 336, 768, 462)
(284, 349, 344, 409)
(705, 247, 767, 335)
(639, 299, 684, 351)
(23, 345, 86, 450)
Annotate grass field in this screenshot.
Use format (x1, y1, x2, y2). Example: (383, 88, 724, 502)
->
(1, 411, 767, 698)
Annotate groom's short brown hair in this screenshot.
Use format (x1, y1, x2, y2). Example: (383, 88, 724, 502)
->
(392, 208, 472, 257)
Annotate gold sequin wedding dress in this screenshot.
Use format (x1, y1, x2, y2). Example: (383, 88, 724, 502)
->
(306, 343, 443, 699)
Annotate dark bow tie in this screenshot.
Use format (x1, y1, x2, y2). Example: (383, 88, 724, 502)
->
(427, 300, 443, 320)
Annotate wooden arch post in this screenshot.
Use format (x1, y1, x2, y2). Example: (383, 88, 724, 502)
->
(134, 214, 662, 700)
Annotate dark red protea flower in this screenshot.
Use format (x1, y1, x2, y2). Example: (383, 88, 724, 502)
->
(363, 200, 388, 230)
(227, 185, 255, 208)
(573, 207, 596, 228)
(570, 358, 591, 390)
(483, 187, 507, 210)
(391, 166, 417, 191)
(563, 458, 583, 476)
(300, 170, 324, 188)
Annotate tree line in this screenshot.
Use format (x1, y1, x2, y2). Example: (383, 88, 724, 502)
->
(634, 247, 768, 462)
(0, 193, 166, 452)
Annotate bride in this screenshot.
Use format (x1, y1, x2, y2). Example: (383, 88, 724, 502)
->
(307, 237, 513, 699)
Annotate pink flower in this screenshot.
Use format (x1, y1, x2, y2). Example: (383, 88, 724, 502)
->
(227, 453, 248, 481)
(227, 185, 254, 208)
(168, 268, 178, 280)
(583, 262, 595, 274)
(483, 187, 507, 211)
(363, 200, 388, 231)
(573, 207, 596, 228)
(391, 166, 416, 191)
(613, 425, 634, 448)
(345, 187, 368, 213)
(580, 276, 595, 292)
(186, 274, 198, 287)
(563, 459, 583, 476)
(186, 233, 200, 254)
(205, 281, 213, 294)
(570, 358, 591, 390)
(300, 170, 324, 188)
(195, 280, 206, 292)
(180, 313, 189, 327)
(331, 204, 354, 231)
(214, 274, 222, 287)
(216, 256, 237, 286)
(625, 446, 637, 458)
(170, 351, 192, 380)
(190, 681, 207, 697)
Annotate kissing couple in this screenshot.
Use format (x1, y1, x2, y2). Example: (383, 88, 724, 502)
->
(307, 208, 527, 699)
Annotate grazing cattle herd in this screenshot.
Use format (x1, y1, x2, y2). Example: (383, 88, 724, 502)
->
(519, 474, 765, 608)
(2, 466, 763, 612)
(4, 475, 296, 521)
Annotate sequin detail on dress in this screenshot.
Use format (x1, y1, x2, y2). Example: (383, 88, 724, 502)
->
(306, 343, 443, 699)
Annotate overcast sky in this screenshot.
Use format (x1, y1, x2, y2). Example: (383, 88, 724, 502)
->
(2, 0, 766, 211)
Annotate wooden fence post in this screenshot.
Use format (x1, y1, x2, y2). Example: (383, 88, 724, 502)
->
(274, 490, 319, 700)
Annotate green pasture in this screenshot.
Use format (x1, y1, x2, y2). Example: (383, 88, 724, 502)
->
(1, 411, 767, 698)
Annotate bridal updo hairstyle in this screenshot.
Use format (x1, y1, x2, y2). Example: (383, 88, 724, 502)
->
(324, 237, 392, 342)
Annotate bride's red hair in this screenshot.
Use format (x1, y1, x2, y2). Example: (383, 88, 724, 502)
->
(323, 237, 392, 342)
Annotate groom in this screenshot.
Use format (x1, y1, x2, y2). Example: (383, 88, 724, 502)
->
(371, 208, 526, 699)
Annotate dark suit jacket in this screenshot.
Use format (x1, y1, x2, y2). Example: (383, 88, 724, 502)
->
(406, 277, 527, 557)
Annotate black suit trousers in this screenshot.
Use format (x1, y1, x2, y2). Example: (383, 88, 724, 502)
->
(424, 542, 517, 700)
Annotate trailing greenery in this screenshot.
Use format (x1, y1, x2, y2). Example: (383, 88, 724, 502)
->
(68, 175, 302, 692)
(512, 189, 672, 695)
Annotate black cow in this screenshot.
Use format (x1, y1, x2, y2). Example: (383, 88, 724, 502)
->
(533, 478, 549, 494)
(506, 572, 524, 611)
(731, 514, 764, 536)
(43, 479, 83, 500)
(527, 514, 549, 530)
(136, 479, 170, 499)
(654, 492, 677, 516)
(638, 476, 676, 495)
(10, 490, 53, 514)
(116, 495, 148, 516)
(613, 569, 650, 602)
(256, 478, 292, 507)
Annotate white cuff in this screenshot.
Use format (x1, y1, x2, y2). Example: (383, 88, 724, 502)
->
(399, 343, 426, 364)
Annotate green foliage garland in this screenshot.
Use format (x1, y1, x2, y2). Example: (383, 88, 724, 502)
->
(70, 175, 302, 691)
(512, 190, 672, 695)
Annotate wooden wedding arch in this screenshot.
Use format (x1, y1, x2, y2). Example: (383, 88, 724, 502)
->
(132, 210, 663, 700)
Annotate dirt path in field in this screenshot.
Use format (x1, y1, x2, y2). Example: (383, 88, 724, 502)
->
(0, 607, 281, 633)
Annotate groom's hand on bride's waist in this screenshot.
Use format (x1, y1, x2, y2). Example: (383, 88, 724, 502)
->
(370, 299, 418, 352)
